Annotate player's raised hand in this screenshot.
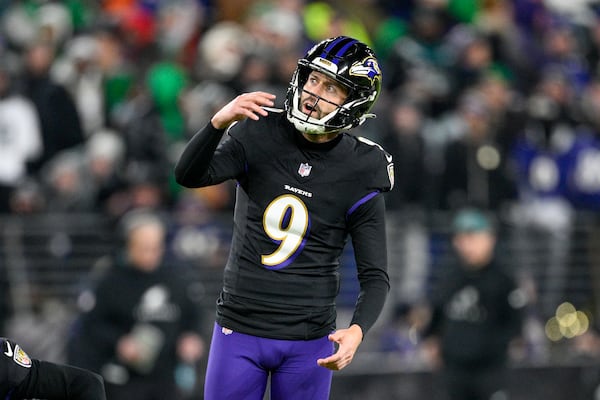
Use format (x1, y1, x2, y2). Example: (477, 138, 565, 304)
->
(316, 324, 363, 371)
(211, 91, 276, 130)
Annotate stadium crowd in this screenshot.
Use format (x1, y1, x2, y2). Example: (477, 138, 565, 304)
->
(2, 0, 600, 397)
(0, 0, 597, 216)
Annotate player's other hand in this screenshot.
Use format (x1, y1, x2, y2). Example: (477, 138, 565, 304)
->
(317, 324, 363, 371)
(211, 91, 276, 130)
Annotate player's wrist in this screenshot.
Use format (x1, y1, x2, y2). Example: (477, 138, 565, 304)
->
(210, 117, 229, 131)
(349, 324, 364, 341)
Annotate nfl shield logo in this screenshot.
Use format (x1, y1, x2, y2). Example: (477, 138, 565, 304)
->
(298, 163, 312, 177)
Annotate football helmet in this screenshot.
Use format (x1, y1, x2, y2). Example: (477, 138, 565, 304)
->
(285, 36, 382, 134)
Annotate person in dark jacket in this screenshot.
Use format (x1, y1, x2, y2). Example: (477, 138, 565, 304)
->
(67, 209, 205, 400)
(21, 41, 85, 174)
(423, 208, 525, 400)
(439, 93, 518, 211)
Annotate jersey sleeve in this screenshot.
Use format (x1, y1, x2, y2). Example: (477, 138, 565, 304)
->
(357, 136, 394, 193)
(174, 122, 247, 187)
(0, 338, 31, 390)
(13, 360, 106, 400)
(346, 194, 390, 335)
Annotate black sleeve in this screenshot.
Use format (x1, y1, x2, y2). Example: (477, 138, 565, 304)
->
(12, 360, 106, 400)
(0, 339, 30, 390)
(347, 194, 390, 336)
(174, 122, 246, 187)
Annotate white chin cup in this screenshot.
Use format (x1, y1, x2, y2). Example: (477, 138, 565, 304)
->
(287, 88, 340, 134)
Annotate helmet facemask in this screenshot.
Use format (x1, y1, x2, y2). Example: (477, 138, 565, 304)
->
(285, 37, 382, 135)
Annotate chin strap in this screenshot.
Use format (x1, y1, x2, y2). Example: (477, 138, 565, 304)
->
(356, 113, 376, 127)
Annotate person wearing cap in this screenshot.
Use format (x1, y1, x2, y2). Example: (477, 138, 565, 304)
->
(421, 207, 525, 400)
(67, 210, 205, 400)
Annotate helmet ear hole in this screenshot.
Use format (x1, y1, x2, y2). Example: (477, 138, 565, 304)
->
(285, 36, 382, 135)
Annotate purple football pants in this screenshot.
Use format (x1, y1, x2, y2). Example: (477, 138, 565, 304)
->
(204, 323, 334, 400)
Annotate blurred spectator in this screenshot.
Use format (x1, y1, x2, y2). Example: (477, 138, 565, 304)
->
(41, 149, 93, 213)
(0, 59, 43, 213)
(169, 191, 232, 269)
(8, 179, 46, 214)
(472, 0, 524, 76)
(302, 1, 372, 46)
(102, 0, 161, 69)
(52, 34, 105, 137)
(244, 0, 305, 53)
(381, 97, 428, 211)
(477, 73, 527, 158)
(231, 52, 277, 96)
(446, 26, 498, 97)
(580, 78, 600, 136)
(195, 21, 250, 84)
(181, 81, 236, 134)
(95, 26, 137, 124)
(108, 72, 172, 215)
(26, 129, 125, 214)
(562, 127, 600, 212)
(422, 208, 525, 400)
(438, 91, 518, 211)
(146, 61, 188, 144)
(155, 0, 206, 66)
(145, 61, 196, 201)
(577, 81, 600, 325)
(1, 1, 73, 49)
(383, 4, 455, 115)
(21, 41, 85, 175)
(84, 129, 127, 213)
(582, 12, 600, 75)
(379, 302, 429, 367)
(67, 209, 205, 400)
(540, 24, 590, 96)
(510, 68, 579, 318)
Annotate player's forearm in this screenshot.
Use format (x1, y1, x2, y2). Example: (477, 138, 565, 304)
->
(350, 278, 389, 334)
(346, 195, 390, 335)
(14, 360, 106, 400)
(174, 122, 226, 187)
(60, 363, 106, 400)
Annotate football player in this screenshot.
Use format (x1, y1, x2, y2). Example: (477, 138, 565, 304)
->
(175, 36, 393, 400)
(0, 337, 106, 399)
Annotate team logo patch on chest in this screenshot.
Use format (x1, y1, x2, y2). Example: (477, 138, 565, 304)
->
(298, 163, 312, 177)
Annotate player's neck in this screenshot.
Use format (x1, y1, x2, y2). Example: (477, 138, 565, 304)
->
(301, 132, 340, 143)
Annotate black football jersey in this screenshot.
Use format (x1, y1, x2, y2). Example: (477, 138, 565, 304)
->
(176, 111, 393, 340)
(0, 338, 32, 398)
